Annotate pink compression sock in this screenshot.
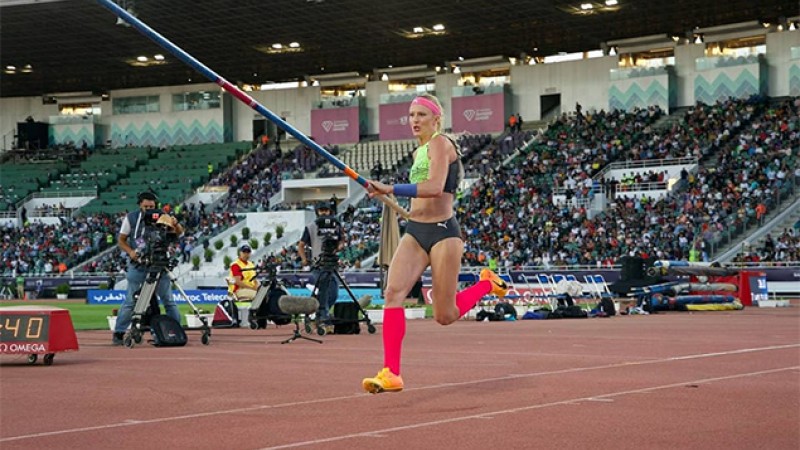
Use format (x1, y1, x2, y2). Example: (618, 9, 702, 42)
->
(455, 280, 491, 317)
(382, 307, 406, 375)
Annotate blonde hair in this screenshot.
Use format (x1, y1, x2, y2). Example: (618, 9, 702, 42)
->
(415, 93, 465, 190)
(416, 93, 445, 133)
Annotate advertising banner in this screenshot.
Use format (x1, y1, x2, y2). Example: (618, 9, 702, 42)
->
(87, 288, 385, 305)
(87, 289, 230, 304)
(284, 287, 385, 305)
(747, 273, 769, 306)
(422, 286, 546, 305)
(450, 93, 505, 134)
(310, 106, 360, 145)
(379, 102, 414, 140)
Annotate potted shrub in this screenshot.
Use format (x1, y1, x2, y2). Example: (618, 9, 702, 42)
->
(263, 231, 272, 246)
(275, 225, 284, 239)
(191, 255, 201, 271)
(223, 255, 233, 269)
(204, 248, 214, 262)
(107, 308, 135, 331)
(241, 227, 251, 240)
(230, 234, 239, 247)
(365, 305, 384, 324)
(108, 308, 118, 331)
(55, 283, 70, 300)
(249, 238, 259, 250)
(214, 240, 224, 250)
(404, 304, 427, 320)
(186, 308, 213, 328)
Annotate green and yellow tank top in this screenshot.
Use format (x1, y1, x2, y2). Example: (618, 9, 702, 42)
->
(408, 133, 462, 193)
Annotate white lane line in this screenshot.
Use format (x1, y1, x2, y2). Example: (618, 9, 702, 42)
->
(406, 343, 800, 393)
(258, 366, 800, 450)
(2, 343, 798, 443)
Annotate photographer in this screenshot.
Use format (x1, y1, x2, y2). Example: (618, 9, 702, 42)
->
(112, 192, 184, 346)
(297, 201, 344, 331)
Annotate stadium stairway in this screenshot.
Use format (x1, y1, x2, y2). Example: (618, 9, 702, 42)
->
(520, 119, 549, 134)
(714, 196, 800, 262)
(653, 106, 691, 131)
(177, 224, 307, 290)
(171, 220, 248, 284)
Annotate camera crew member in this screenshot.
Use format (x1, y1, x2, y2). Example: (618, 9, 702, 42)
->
(228, 245, 260, 301)
(112, 192, 183, 346)
(297, 202, 344, 329)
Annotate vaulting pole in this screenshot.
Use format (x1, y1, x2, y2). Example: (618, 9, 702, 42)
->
(97, 0, 409, 218)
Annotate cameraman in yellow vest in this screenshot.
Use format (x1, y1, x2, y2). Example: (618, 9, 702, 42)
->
(228, 245, 260, 301)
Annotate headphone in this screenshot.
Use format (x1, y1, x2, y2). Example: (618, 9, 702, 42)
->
(137, 191, 158, 204)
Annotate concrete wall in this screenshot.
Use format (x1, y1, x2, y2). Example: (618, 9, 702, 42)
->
(107, 83, 224, 148)
(674, 44, 707, 107)
(510, 56, 619, 120)
(231, 85, 320, 143)
(0, 97, 58, 149)
(609, 73, 671, 112)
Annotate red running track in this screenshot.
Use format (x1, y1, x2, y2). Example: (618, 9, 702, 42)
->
(1, 308, 798, 449)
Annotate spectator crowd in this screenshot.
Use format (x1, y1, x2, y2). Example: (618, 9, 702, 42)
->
(3, 96, 798, 281)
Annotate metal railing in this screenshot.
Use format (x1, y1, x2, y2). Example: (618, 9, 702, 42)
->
(594, 156, 697, 181)
(553, 180, 675, 197)
(9, 189, 96, 215)
(31, 190, 97, 199)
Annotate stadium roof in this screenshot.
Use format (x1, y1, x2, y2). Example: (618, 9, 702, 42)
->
(0, 0, 796, 97)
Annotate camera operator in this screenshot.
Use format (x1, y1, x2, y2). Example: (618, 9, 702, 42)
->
(112, 192, 184, 346)
(297, 201, 344, 331)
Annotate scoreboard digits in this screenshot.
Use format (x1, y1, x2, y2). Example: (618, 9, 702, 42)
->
(0, 314, 50, 343)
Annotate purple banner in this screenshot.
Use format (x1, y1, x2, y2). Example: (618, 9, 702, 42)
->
(379, 102, 414, 140)
(450, 93, 505, 134)
(310, 106, 360, 145)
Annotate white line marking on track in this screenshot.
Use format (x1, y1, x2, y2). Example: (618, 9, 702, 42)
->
(406, 343, 800, 393)
(257, 366, 800, 450)
(2, 343, 797, 443)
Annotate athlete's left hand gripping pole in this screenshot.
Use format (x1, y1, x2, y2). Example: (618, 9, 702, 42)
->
(97, 0, 409, 219)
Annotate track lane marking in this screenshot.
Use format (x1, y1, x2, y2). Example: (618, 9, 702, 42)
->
(258, 366, 800, 449)
(2, 343, 798, 443)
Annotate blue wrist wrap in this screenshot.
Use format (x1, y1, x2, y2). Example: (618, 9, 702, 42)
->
(393, 184, 418, 198)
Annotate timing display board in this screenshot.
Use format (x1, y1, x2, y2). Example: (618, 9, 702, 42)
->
(0, 306, 78, 355)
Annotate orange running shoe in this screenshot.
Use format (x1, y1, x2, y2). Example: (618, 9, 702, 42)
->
(362, 368, 404, 394)
(480, 269, 509, 298)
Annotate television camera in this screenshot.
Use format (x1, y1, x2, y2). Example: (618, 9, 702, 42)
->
(123, 209, 211, 348)
(137, 209, 181, 270)
(315, 215, 342, 270)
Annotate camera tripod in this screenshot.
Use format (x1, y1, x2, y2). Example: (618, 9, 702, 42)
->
(124, 265, 211, 348)
(309, 258, 376, 336)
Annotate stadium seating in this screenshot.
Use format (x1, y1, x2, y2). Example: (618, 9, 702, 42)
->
(1, 161, 68, 211)
(4, 97, 798, 278)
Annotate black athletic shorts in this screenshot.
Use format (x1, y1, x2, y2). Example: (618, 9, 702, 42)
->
(405, 216, 462, 253)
